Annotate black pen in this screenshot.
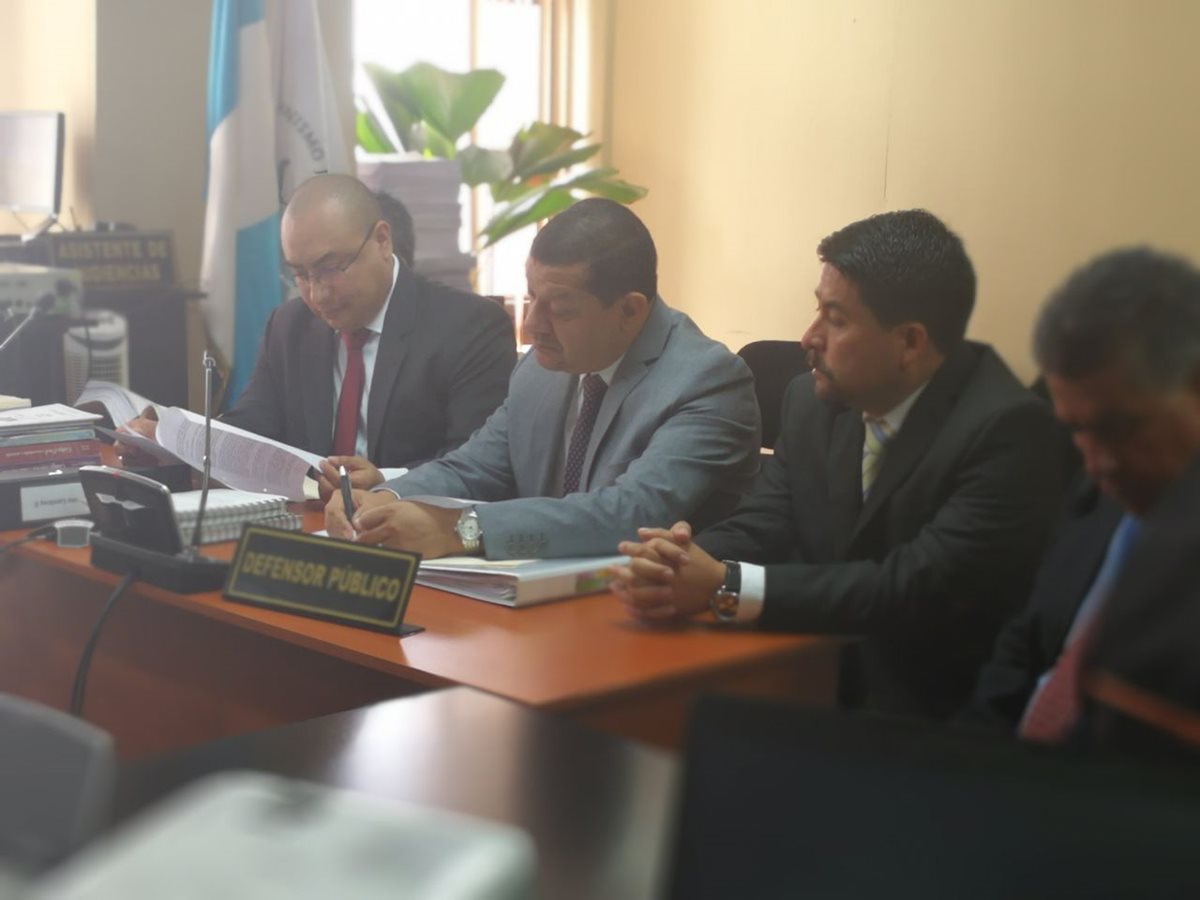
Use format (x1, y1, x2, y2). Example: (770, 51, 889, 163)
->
(339, 465, 355, 533)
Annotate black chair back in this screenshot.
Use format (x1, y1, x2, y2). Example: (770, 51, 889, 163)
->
(737, 340, 808, 449)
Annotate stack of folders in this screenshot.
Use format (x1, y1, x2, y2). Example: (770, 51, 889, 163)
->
(171, 489, 302, 544)
(416, 555, 628, 608)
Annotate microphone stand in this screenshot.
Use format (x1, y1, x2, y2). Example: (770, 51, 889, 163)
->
(0, 295, 53, 359)
(188, 351, 217, 553)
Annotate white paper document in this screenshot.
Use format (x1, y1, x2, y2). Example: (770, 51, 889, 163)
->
(74, 380, 161, 429)
(0, 403, 100, 435)
(156, 407, 324, 501)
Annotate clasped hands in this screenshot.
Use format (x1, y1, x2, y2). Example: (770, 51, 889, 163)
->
(611, 521, 727, 623)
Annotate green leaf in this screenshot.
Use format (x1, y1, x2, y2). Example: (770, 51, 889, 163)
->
(480, 187, 577, 248)
(508, 122, 585, 173)
(364, 63, 421, 153)
(355, 109, 396, 154)
(516, 142, 602, 180)
(398, 62, 504, 148)
(362, 61, 505, 156)
(459, 146, 513, 186)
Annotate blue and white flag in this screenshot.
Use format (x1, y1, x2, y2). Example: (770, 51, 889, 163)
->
(202, 0, 349, 401)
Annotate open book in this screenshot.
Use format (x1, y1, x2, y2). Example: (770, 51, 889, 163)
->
(75, 381, 328, 501)
(416, 555, 627, 608)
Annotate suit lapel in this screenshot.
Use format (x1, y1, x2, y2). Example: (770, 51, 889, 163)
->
(829, 410, 865, 557)
(366, 270, 417, 459)
(302, 315, 337, 456)
(579, 300, 671, 489)
(850, 343, 979, 545)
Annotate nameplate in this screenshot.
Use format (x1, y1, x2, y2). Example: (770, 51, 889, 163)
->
(224, 526, 423, 636)
(44, 231, 176, 290)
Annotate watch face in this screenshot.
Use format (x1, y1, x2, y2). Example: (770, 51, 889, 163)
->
(712, 590, 739, 620)
(456, 512, 481, 541)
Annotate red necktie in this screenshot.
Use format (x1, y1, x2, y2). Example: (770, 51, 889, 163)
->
(562, 373, 607, 495)
(332, 329, 369, 457)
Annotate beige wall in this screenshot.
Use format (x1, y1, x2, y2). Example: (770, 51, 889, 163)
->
(0, 0, 97, 229)
(94, 0, 211, 289)
(605, 0, 1200, 379)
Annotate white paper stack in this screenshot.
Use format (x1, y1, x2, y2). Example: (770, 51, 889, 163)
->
(172, 489, 301, 544)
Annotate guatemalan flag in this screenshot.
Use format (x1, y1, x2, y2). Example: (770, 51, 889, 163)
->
(202, 0, 349, 401)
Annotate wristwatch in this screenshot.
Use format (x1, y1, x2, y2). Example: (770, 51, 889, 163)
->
(710, 561, 742, 622)
(454, 506, 483, 555)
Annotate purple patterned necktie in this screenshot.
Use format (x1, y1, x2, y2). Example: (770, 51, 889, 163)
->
(562, 373, 607, 495)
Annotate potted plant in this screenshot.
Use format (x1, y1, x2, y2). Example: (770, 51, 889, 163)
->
(356, 61, 647, 251)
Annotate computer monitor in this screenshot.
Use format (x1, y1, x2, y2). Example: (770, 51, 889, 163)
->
(0, 111, 65, 219)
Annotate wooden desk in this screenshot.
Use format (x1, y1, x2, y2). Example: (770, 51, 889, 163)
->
(115, 688, 676, 900)
(0, 511, 842, 758)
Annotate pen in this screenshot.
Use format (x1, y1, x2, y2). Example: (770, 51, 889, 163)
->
(339, 465, 355, 533)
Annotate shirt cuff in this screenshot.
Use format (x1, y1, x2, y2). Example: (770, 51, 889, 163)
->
(372, 486, 402, 499)
(378, 467, 409, 482)
(736, 562, 766, 623)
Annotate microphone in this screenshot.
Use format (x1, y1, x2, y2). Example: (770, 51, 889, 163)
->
(187, 351, 218, 553)
(85, 351, 229, 593)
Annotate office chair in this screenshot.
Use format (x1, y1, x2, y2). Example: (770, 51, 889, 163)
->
(0, 693, 115, 878)
(736, 340, 808, 449)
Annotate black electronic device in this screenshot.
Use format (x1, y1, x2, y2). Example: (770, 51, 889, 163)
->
(79, 466, 228, 593)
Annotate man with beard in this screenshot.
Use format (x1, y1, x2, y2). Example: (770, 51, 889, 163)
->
(612, 210, 1064, 719)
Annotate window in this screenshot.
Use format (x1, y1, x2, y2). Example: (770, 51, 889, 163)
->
(354, 0, 548, 305)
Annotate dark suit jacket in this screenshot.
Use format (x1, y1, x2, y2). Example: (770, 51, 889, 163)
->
(697, 341, 1064, 719)
(961, 482, 1123, 731)
(222, 265, 516, 468)
(1083, 459, 1200, 755)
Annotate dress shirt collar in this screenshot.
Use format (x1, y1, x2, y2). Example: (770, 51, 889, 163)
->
(864, 380, 930, 434)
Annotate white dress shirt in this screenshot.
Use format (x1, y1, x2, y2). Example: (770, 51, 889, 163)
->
(331, 255, 399, 462)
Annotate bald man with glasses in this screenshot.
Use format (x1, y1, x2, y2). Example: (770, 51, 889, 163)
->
(121, 175, 515, 498)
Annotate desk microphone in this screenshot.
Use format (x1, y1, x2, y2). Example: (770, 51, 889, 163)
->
(86, 350, 229, 593)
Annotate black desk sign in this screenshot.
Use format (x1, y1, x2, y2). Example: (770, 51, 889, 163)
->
(224, 526, 423, 636)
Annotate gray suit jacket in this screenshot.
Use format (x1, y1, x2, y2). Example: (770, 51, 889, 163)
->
(381, 299, 761, 558)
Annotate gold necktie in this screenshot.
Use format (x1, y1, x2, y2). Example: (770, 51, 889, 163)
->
(861, 418, 895, 498)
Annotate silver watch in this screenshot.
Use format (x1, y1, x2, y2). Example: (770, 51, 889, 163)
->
(454, 507, 483, 554)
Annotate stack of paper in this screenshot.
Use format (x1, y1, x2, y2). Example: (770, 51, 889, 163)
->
(172, 489, 301, 544)
(416, 555, 627, 608)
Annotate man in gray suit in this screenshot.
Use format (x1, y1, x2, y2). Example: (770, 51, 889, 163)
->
(325, 198, 761, 559)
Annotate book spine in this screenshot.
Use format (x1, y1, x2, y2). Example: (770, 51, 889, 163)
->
(0, 439, 103, 469)
(0, 428, 96, 448)
(514, 564, 621, 607)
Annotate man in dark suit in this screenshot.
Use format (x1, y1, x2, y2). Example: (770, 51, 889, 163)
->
(227, 175, 515, 497)
(613, 210, 1064, 719)
(118, 175, 515, 498)
(964, 248, 1200, 746)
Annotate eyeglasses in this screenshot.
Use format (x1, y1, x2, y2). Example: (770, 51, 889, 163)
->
(282, 227, 375, 290)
